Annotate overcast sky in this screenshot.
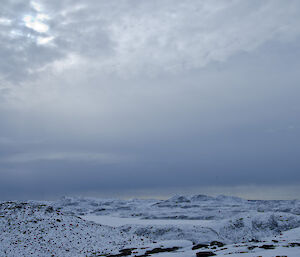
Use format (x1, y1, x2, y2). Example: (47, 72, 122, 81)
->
(1, 0, 300, 200)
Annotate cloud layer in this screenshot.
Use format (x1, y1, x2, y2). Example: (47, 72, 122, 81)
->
(1, 0, 300, 199)
(1, 0, 300, 83)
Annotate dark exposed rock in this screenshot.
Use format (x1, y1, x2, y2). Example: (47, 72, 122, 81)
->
(259, 244, 276, 249)
(210, 241, 225, 247)
(145, 246, 180, 254)
(45, 206, 55, 213)
(289, 242, 300, 247)
(94, 208, 106, 212)
(192, 243, 209, 250)
(120, 248, 136, 254)
(247, 245, 257, 250)
(104, 248, 135, 257)
(196, 251, 216, 257)
(104, 246, 181, 257)
(124, 246, 181, 257)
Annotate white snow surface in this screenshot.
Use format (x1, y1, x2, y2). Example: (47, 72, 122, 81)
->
(0, 202, 151, 256)
(1, 194, 300, 256)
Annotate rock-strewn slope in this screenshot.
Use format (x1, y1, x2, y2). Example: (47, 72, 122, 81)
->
(0, 202, 150, 257)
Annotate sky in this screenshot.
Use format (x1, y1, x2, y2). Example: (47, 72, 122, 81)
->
(1, 0, 300, 200)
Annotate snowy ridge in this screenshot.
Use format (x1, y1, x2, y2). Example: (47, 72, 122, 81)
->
(54, 194, 300, 219)
(0, 201, 150, 257)
(115, 211, 300, 245)
(1, 195, 300, 256)
(218, 211, 300, 243)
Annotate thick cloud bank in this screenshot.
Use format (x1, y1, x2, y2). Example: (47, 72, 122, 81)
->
(1, 0, 300, 199)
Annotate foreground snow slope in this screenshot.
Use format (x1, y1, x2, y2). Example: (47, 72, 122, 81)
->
(132, 227, 300, 257)
(0, 202, 150, 257)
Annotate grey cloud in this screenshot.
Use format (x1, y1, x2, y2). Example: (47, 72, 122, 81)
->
(1, 0, 300, 84)
(0, 0, 63, 82)
(0, 151, 134, 164)
(1, 0, 300, 199)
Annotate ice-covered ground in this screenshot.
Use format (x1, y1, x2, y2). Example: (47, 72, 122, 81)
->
(53, 194, 300, 219)
(1, 194, 300, 256)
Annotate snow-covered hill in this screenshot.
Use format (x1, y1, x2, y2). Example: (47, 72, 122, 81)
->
(53, 194, 300, 219)
(0, 201, 150, 257)
(1, 195, 300, 256)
